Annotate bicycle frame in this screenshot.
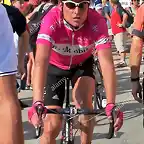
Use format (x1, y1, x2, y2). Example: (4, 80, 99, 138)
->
(61, 78, 74, 144)
(93, 56, 106, 110)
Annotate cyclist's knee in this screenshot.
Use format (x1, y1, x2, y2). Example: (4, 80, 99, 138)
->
(43, 106, 62, 138)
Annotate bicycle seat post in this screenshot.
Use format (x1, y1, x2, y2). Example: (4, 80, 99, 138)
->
(65, 78, 70, 108)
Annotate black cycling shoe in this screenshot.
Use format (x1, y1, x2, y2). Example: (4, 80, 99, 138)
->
(19, 100, 29, 109)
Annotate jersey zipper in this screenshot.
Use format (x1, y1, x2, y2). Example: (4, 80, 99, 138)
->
(69, 32, 74, 69)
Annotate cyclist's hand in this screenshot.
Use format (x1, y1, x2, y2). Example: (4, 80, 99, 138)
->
(105, 103, 123, 132)
(131, 81, 142, 103)
(28, 101, 46, 127)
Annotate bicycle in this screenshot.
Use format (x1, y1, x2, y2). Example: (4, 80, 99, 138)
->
(34, 77, 116, 143)
(93, 56, 106, 110)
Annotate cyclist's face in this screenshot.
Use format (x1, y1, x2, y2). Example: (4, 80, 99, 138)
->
(62, 0, 89, 27)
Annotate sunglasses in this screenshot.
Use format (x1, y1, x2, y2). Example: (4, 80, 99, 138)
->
(62, 0, 90, 9)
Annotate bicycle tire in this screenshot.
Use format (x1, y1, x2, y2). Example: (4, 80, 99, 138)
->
(94, 82, 106, 110)
(95, 59, 103, 80)
(35, 126, 41, 139)
(61, 105, 74, 144)
(61, 117, 74, 144)
(106, 109, 115, 139)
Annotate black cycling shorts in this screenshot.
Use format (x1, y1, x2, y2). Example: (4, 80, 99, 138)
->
(44, 56, 95, 107)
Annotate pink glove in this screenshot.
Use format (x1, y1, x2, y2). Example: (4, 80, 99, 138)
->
(105, 103, 123, 132)
(28, 101, 46, 127)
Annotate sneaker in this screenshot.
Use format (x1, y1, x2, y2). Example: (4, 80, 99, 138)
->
(116, 61, 127, 68)
(25, 85, 33, 90)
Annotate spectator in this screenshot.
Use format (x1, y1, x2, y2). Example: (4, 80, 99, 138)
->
(95, 0, 102, 5)
(126, 0, 140, 36)
(110, 0, 128, 67)
(90, 0, 102, 9)
(102, 0, 113, 37)
(3, 3, 30, 107)
(129, 0, 140, 17)
(26, 0, 58, 88)
(129, 3, 144, 102)
(95, 3, 103, 14)
(11, 0, 35, 90)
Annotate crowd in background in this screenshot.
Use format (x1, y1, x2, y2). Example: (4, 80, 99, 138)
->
(0, 0, 143, 91)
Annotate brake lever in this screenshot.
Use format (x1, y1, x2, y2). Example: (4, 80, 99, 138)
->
(34, 104, 44, 139)
(107, 108, 116, 139)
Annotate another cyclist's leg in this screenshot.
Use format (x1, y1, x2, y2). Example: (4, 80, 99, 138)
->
(0, 74, 24, 144)
(26, 56, 32, 86)
(72, 57, 95, 144)
(40, 72, 65, 144)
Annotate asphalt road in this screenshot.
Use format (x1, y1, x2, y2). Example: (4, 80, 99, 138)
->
(20, 38, 144, 144)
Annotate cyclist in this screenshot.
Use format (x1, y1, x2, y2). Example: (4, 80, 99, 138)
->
(129, 2, 144, 102)
(0, 4, 24, 144)
(28, 0, 123, 143)
(26, 0, 58, 88)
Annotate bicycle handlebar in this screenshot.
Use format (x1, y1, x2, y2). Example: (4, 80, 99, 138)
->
(34, 105, 115, 139)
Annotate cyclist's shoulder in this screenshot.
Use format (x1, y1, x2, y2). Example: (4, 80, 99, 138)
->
(87, 9, 107, 30)
(43, 5, 62, 25)
(88, 8, 106, 23)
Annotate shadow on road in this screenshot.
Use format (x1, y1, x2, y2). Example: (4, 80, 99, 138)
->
(116, 69, 131, 95)
(20, 97, 32, 106)
(121, 102, 142, 120)
(56, 131, 124, 143)
(23, 121, 36, 140)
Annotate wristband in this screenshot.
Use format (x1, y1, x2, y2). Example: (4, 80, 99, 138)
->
(33, 101, 44, 105)
(131, 77, 139, 82)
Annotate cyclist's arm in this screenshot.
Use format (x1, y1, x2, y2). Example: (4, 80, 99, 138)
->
(95, 18, 116, 104)
(18, 30, 29, 66)
(15, 9, 29, 65)
(129, 5, 144, 78)
(32, 13, 55, 102)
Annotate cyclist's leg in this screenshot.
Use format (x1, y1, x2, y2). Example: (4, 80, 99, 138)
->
(72, 56, 95, 144)
(0, 74, 24, 144)
(26, 52, 34, 86)
(40, 65, 66, 144)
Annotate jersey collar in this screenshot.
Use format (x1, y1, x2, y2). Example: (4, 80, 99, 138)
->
(63, 19, 84, 31)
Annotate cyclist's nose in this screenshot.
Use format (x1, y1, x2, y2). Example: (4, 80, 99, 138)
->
(74, 6, 81, 15)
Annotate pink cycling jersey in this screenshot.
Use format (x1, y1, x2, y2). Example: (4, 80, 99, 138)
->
(37, 6, 111, 70)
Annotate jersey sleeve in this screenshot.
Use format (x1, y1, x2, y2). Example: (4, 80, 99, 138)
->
(132, 5, 144, 38)
(36, 11, 56, 48)
(94, 17, 111, 50)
